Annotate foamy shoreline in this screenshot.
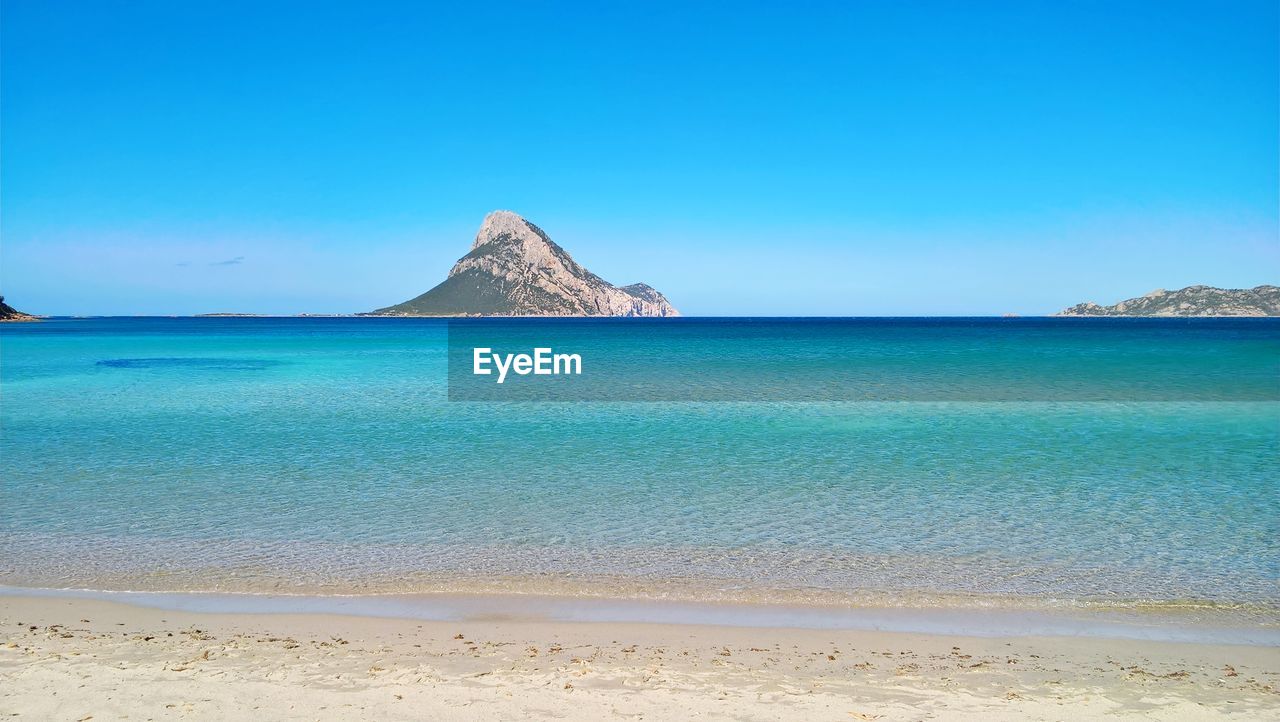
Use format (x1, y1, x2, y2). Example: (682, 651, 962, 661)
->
(2, 591, 1278, 720)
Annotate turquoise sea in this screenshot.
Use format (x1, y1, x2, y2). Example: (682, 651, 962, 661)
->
(1, 318, 1277, 625)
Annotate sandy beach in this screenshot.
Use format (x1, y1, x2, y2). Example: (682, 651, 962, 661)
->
(2, 594, 1276, 721)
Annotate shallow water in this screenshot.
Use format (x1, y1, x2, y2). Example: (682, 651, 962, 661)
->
(2, 317, 1277, 622)
(4, 585, 1272, 645)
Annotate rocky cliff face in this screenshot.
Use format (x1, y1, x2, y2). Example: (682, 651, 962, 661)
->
(370, 211, 679, 317)
(1057, 285, 1279, 317)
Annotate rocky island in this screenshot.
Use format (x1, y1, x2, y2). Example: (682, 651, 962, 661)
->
(1057, 285, 1279, 317)
(367, 211, 678, 317)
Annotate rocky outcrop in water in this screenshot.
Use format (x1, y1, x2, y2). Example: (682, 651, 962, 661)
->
(369, 211, 679, 317)
(1057, 285, 1279, 317)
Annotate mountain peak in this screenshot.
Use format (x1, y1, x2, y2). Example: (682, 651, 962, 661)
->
(370, 212, 678, 317)
(472, 210, 535, 250)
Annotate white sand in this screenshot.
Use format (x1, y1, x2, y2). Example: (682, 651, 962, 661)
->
(2, 594, 1277, 720)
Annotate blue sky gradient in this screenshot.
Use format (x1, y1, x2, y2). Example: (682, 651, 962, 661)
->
(2, 1, 1277, 315)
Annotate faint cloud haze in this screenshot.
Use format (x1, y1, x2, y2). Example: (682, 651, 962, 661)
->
(209, 256, 245, 266)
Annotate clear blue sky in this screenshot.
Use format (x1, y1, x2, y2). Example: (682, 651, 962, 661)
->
(2, 1, 1276, 315)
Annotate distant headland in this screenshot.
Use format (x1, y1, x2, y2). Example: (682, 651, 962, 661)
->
(0, 296, 38, 322)
(1056, 285, 1279, 317)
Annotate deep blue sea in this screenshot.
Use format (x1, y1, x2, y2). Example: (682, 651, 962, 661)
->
(1, 317, 1277, 621)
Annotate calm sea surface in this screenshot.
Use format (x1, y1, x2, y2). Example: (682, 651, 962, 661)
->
(2, 318, 1277, 620)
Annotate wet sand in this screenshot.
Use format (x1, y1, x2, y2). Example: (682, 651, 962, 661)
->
(2, 593, 1277, 720)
